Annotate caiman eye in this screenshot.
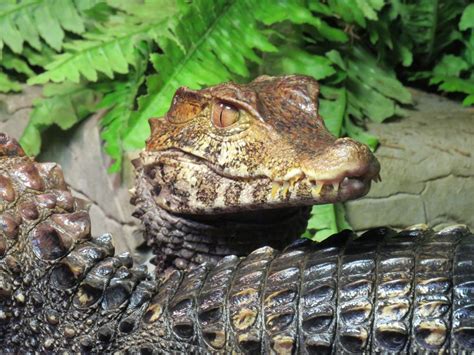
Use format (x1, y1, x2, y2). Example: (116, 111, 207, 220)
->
(212, 102, 240, 128)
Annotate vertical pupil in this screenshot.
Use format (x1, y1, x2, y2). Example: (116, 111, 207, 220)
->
(213, 103, 238, 128)
(219, 104, 225, 126)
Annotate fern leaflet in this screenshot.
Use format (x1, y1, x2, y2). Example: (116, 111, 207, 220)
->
(0, 0, 85, 54)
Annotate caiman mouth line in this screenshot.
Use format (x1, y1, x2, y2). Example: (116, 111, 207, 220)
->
(154, 147, 381, 202)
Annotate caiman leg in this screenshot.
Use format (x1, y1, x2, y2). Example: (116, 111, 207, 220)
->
(0, 133, 471, 353)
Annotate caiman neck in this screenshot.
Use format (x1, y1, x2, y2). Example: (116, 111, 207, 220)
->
(133, 199, 310, 272)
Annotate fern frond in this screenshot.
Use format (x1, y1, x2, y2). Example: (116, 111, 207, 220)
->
(400, 0, 466, 63)
(1, 52, 35, 77)
(0, 72, 22, 93)
(98, 44, 149, 172)
(28, 4, 177, 84)
(20, 83, 100, 155)
(0, 0, 86, 54)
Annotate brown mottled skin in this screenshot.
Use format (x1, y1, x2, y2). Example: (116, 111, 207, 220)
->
(1, 76, 473, 353)
(133, 75, 380, 271)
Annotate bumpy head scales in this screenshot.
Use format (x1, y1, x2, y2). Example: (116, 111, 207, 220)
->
(136, 75, 380, 215)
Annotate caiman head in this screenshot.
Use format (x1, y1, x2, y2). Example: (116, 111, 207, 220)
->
(137, 75, 380, 215)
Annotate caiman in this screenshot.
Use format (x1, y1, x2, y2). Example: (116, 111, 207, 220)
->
(132, 75, 380, 271)
(0, 75, 472, 354)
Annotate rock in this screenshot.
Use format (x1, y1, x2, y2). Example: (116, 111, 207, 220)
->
(0, 86, 42, 139)
(346, 89, 474, 231)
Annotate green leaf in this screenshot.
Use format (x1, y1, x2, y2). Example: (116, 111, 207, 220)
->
(344, 116, 379, 151)
(51, 0, 85, 34)
(465, 32, 474, 66)
(266, 47, 336, 80)
(342, 47, 412, 123)
(355, 0, 378, 20)
(326, 49, 347, 70)
(463, 94, 474, 106)
(460, 4, 474, 31)
(0, 10, 24, 53)
(319, 86, 346, 137)
(432, 54, 469, 77)
(437, 77, 474, 94)
(305, 203, 352, 241)
(0, 72, 22, 93)
(427, 53, 474, 103)
(324, 0, 366, 28)
(308, 2, 332, 16)
(348, 47, 412, 104)
(1, 52, 35, 77)
(35, 4, 65, 51)
(23, 46, 56, 67)
(20, 83, 100, 155)
(0, 0, 86, 55)
(28, 3, 176, 84)
(347, 81, 395, 123)
(399, 0, 466, 62)
(399, 44, 413, 67)
(99, 44, 149, 172)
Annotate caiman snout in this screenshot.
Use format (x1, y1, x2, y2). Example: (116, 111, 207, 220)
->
(332, 137, 380, 181)
(300, 137, 380, 184)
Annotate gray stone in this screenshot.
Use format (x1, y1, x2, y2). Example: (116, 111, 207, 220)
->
(346, 89, 474, 231)
(0, 86, 41, 115)
(0, 86, 41, 140)
(346, 194, 426, 230)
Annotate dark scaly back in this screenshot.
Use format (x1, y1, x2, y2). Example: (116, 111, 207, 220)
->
(0, 134, 158, 352)
(0, 134, 473, 353)
(116, 224, 474, 354)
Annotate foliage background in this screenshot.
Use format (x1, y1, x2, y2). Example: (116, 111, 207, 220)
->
(0, 0, 473, 240)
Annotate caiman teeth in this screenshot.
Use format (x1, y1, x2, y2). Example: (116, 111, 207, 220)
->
(281, 182, 290, 198)
(373, 173, 382, 183)
(311, 183, 324, 198)
(332, 182, 340, 193)
(271, 182, 280, 199)
(271, 181, 293, 199)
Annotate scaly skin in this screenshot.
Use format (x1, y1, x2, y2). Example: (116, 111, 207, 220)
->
(133, 75, 381, 271)
(0, 135, 473, 353)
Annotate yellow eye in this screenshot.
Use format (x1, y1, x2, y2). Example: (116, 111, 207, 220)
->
(212, 102, 240, 128)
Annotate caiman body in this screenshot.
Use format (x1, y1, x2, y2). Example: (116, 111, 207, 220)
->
(0, 75, 473, 353)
